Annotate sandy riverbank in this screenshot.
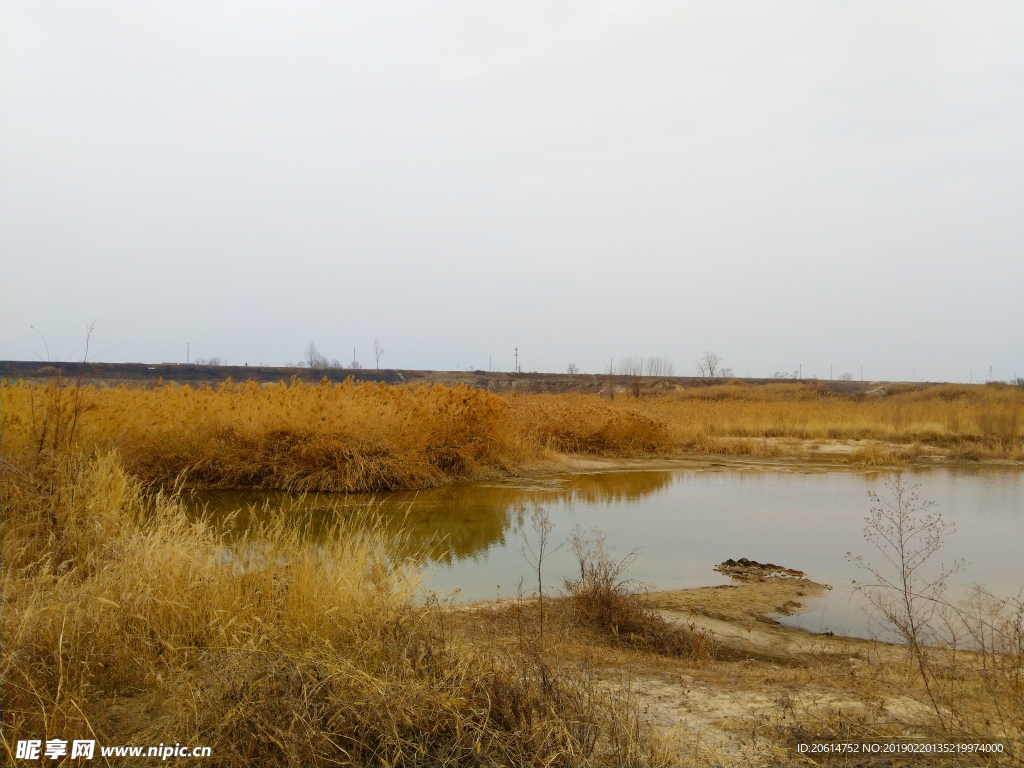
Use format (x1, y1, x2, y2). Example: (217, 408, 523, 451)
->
(450, 562, 1021, 766)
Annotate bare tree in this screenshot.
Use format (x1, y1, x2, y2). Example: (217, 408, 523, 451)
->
(696, 351, 722, 377)
(566, 363, 579, 374)
(840, 372, 853, 381)
(348, 359, 363, 370)
(83, 319, 97, 362)
(520, 507, 561, 646)
(615, 356, 645, 397)
(372, 338, 384, 369)
(303, 342, 329, 369)
(719, 367, 733, 378)
(644, 356, 675, 377)
(616, 356, 644, 377)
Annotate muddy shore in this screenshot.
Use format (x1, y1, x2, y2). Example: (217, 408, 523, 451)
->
(454, 565, 1018, 765)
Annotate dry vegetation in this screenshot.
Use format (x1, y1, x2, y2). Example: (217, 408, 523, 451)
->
(1, 378, 1019, 494)
(450, 555, 1022, 767)
(1, 451, 674, 767)
(644, 580, 1022, 766)
(1, 376, 1021, 766)
(640, 381, 1023, 464)
(1, 454, 1020, 767)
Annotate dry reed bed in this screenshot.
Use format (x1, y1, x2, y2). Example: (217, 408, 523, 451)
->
(641, 382, 1022, 458)
(0, 379, 1019, 494)
(0, 380, 672, 492)
(0, 452, 665, 767)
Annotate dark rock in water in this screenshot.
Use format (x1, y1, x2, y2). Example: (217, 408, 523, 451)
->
(715, 558, 806, 582)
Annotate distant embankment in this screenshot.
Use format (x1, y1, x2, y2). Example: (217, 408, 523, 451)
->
(0, 360, 911, 395)
(0, 360, 407, 387)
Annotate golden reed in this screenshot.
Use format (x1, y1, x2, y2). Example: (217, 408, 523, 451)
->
(2, 378, 1019, 492)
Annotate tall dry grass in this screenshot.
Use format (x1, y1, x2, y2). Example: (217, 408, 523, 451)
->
(0, 450, 667, 767)
(0, 378, 1019, 495)
(0, 380, 672, 492)
(641, 382, 1022, 460)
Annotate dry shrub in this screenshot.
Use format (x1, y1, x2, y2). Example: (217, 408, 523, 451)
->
(563, 526, 714, 659)
(766, 636, 1022, 766)
(932, 586, 1024, 754)
(0, 452, 666, 766)
(750, 613, 1021, 767)
(14, 373, 94, 454)
(840, 474, 1023, 761)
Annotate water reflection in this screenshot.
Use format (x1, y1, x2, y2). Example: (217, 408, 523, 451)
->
(188, 470, 677, 565)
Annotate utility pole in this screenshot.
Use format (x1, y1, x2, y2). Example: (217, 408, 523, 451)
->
(515, 348, 518, 373)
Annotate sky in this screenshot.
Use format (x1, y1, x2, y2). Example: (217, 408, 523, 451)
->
(1, 1, 1021, 381)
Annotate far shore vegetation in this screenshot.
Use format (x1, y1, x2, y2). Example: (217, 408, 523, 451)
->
(1, 377, 1020, 495)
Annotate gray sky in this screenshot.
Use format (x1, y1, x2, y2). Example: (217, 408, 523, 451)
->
(2, 1, 1021, 381)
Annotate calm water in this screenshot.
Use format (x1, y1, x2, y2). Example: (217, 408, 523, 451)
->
(194, 466, 1023, 639)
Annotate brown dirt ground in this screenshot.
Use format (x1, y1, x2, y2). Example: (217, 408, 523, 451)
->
(455, 572, 1020, 766)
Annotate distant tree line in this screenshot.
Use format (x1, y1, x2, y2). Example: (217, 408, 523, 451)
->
(293, 341, 385, 370)
(608, 356, 677, 377)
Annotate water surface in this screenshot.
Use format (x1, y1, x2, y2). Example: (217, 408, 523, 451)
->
(195, 466, 1023, 639)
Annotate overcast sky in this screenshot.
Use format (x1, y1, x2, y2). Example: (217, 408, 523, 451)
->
(1, 2, 1021, 381)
